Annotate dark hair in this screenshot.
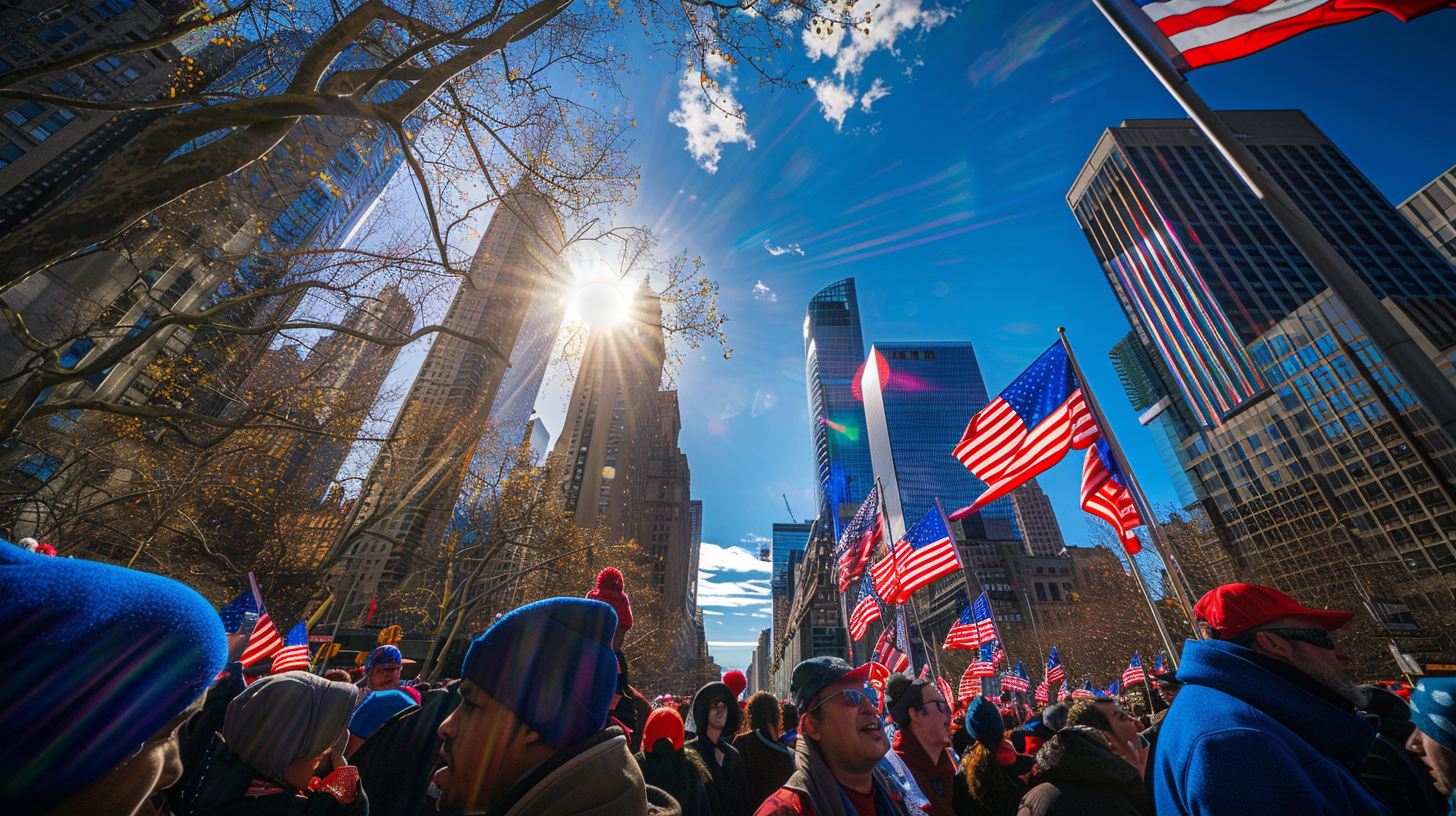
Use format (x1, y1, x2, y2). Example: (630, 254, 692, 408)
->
(615, 650, 631, 694)
(885, 673, 928, 729)
(746, 691, 781, 737)
(961, 741, 1019, 812)
(323, 669, 351, 683)
(1066, 699, 1115, 733)
(780, 700, 799, 731)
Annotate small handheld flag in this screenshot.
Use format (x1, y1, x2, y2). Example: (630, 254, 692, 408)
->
(884, 508, 962, 604)
(944, 592, 996, 650)
(271, 622, 311, 673)
(218, 591, 258, 634)
(1035, 679, 1050, 703)
(1072, 679, 1096, 700)
(835, 485, 886, 591)
(1046, 647, 1066, 683)
(1002, 661, 1031, 693)
(1122, 652, 1146, 687)
(848, 570, 883, 642)
(239, 597, 284, 668)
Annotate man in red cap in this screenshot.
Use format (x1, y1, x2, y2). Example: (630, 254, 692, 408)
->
(1152, 583, 1389, 816)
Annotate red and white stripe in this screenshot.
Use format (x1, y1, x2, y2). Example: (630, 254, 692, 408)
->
(1034, 680, 1050, 703)
(1002, 673, 1031, 693)
(952, 390, 1099, 517)
(239, 612, 283, 667)
(943, 620, 980, 651)
(848, 593, 881, 642)
(959, 666, 982, 701)
(1122, 665, 1147, 687)
(271, 644, 311, 673)
(1081, 448, 1143, 555)
(887, 536, 961, 604)
(871, 553, 902, 604)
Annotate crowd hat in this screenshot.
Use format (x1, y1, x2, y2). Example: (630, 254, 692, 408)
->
(462, 597, 618, 748)
(790, 656, 873, 711)
(643, 707, 686, 752)
(1410, 677, 1456, 753)
(722, 669, 748, 700)
(1194, 583, 1353, 640)
(586, 567, 633, 632)
(365, 644, 403, 670)
(350, 689, 418, 739)
(0, 544, 227, 810)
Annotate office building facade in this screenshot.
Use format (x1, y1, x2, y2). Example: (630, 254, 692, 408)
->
(804, 278, 875, 531)
(1010, 479, 1067, 557)
(1401, 164, 1456, 268)
(771, 521, 813, 647)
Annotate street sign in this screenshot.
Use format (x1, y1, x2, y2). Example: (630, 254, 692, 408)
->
(308, 634, 333, 643)
(1423, 663, 1456, 673)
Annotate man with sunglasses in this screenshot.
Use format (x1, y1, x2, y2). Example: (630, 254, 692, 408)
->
(1152, 583, 1389, 816)
(754, 657, 913, 816)
(884, 673, 955, 816)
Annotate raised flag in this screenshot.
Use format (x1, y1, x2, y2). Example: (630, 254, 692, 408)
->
(1073, 679, 1096, 700)
(959, 664, 981, 701)
(945, 592, 996, 650)
(1034, 679, 1050, 703)
(1058, 682, 1072, 702)
(239, 605, 284, 668)
(968, 640, 999, 677)
(848, 571, 883, 642)
(1122, 652, 1147, 687)
(1002, 661, 1031, 693)
(885, 508, 962, 604)
(1082, 438, 1143, 555)
(1155, 652, 1166, 673)
(271, 622, 311, 673)
(1046, 647, 1066, 683)
(951, 342, 1099, 519)
(1107, 679, 1120, 697)
(871, 551, 903, 604)
(936, 676, 956, 710)
(218, 591, 258, 634)
(873, 627, 910, 673)
(1129, 0, 1454, 72)
(835, 485, 886, 591)
(894, 606, 913, 672)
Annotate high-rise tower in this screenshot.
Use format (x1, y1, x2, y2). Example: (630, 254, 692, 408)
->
(1010, 479, 1066, 558)
(804, 279, 875, 531)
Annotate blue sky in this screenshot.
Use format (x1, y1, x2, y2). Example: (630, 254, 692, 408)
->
(376, 1, 1456, 671)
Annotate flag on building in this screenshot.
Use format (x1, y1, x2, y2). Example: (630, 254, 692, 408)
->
(950, 341, 1100, 519)
(959, 664, 982, 701)
(1035, 679, 1050, 703)
(1082, 438, 1142, 554)
(1046, 647, 1066, 683)
(848, 570, 883, 642)
(271, 622, 311, 673)
(944, 592, 997, 650)
(239, 604, 284, 668)
(1122, 652, 1147, 687)
(871, 551, 903, 605)
(1129, 0, 1455, 72)
(1073, 679, 1097, 700)
(884, 508, 962, 604)
(1002, 661, 1031, 693)
(218, 591, 258, 634)
(835, 485, 886, 591)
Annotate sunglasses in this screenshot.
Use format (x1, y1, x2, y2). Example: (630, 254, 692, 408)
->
(808, 684, 879, 714)
(1239, 627, 1336, 650)
(920, 700, 951, 715)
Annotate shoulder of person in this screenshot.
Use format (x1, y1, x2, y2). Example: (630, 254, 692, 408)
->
(753, 786, 812, 816)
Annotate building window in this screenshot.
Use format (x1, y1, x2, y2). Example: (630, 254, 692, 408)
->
(15, 454, 62, 481)
(38, 20, 80, 46)
(0, 139, 22, 168)
(6, 101, 46, 127)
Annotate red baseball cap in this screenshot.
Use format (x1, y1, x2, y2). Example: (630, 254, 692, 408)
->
(1194, 583, 1353, 640)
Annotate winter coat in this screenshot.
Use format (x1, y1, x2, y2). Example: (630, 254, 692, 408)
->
(892, 728, 956, 816)
(350, 685, 460, 816)
(1152, 638, 1390, 816)
(754, 733, 913, 816)
(952, 764, 1027, 816)
(181, 736, 368, 816)
(637, 741, 714, 816)
(733, 730, 795, 811)
(1017, 728, 1150, 816)
(489, 726, 673, 816)
(687, 682, 752, 816)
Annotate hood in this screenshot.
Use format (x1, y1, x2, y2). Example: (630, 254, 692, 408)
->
(1032, 727, 1139, 787)
(892, 727, 953, 777)
(690, 681, 742, 739)
(1176, 638, 1375, 766)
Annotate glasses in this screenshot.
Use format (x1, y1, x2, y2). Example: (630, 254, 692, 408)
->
(919, 700, 950, 715)
(808, 684, 879, 714)
(1239, 627, 1336, 650)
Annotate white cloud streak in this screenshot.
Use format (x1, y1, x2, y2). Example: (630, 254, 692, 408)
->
(801, 0, 950, 127)
(669, 55, 755, 173)
(763, 240, 804, 257)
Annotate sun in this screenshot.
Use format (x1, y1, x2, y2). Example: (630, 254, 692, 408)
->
(567, 276, 633, 329)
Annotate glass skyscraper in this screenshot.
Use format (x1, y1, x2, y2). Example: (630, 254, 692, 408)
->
(804, 279, 875, 532)
(1069, 110, 1456, 429)
(771, 521, 812, 647)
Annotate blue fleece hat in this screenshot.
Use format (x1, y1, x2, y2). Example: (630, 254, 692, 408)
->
(0, 545, 227, 809)
(1410, 677, 1456, 752)
(365, 644, 402, 670)
(965, 697, 1005, 746)
(350, 688, 418, 739)
(461, 597, 617, 748)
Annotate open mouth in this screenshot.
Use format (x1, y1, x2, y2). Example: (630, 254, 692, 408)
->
(860, 721, 884, 734)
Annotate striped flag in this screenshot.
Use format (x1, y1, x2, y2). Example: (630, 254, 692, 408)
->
(1122, 652, 1147, 687)
(1082, 438, 1143, 555)
(1046, 647, 1066, 683)
(936, 676, 956, 709)
(1107, 679, 1121, 698)
(1059, 683, 1072, 702)
(1072, 679, 1097, 700)
(1002, 661, 1031, 693)
(239, 605, 284, 668)
(944, 592, 997, 650)
(968, 640, 1000, 677)
(835, 485, 886, 591)
(873, 627, 910, 673)
(1131, 0, 1454, 71)
(871, 551, 903, 604)
(885, 508, 962, 604)
(218, 591, 258, 634)
(894, 606, 913, 673)
(848, 570, 883, 642)
(1034, 679, 1050, 703)
(950, 342, 1099, 520)
(959, 664, 982, 701)
(271, 622, 311, 673)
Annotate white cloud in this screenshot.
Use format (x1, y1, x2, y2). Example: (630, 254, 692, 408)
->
(702, 609, 724, 616)
(697, 542, 772, 609)
(802, 0, 950, 127)
(741, 533, 772, 546)
(808, 78, 857, 132)
(753, 280, 779, 303)
(763, 241, 803, 258)
(860, 78, 890, 112)
(668, 59, 754, 173)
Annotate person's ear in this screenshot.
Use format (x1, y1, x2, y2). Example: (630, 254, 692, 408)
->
(1253, 631, 1294, 659)
(800, 712, 822, 741)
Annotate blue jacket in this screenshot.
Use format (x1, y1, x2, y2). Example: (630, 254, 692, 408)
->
(1153, 639, 1390, 816)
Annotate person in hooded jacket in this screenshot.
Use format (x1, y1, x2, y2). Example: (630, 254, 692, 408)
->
(638, 707, 713, 816)
(1359, 685, 1444, 816)
(1017, 726, 1149, 816)
(734, 691, 795, 810)
(883, 674, 956, 816)
(687, 680, 752, 816)
(349, 682, 461, 816)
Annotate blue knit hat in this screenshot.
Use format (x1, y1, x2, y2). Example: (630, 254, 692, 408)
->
(461, 598, 618, 748)
(1410, 677, 1456, 752)
(0, 545, 227, 809)
(366, 644, 402, 670)
(350, 688, 418, 739)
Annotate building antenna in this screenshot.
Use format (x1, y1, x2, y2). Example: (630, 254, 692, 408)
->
(782, 494, 797, 524)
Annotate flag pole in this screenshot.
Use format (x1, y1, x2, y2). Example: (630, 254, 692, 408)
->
(935, 497, 1014, 680)
(1058, 328, 1193, 664)
(1091, 0, 1456, 447)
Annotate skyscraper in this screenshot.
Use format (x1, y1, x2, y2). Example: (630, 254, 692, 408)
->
(858, 342, 1020, 538)
(1399, 164, 1456, 269)
(1010, 479, 1066, 558)
(771, 521, 813, 647)
(1069, 110, 1456, 429)
(332, 187, 569, 619)
(804, 279, 875, 531)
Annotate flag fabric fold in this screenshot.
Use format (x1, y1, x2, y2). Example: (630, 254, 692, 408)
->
(1034, 679, 1050, 703)
(944, 591, 997, 650)
(239, 604, 284, 668)
(218, 591, 258, 634)
(271, 622, 311, 673)
(1073, 679, 1097, 700)
(1002, 661, 1031, 693)
(873, 626, 910, 673)
(1045, 647, 1066, 683)
(835, 485, 886, 591)
(936, 676, 956, 710)
(848, 570, 884, 642)
(884, 508, 962, 604)
(871, 551, 903, 608)
(1082, 438, 1143, 555)
(1122, 652, 1147, 687)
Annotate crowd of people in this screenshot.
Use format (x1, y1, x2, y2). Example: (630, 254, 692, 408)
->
(7, 541, 1456, 816)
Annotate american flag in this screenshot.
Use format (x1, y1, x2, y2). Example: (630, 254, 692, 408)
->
(1058, 683, 1072, 702)
(1072, 680, 1097, 700)
(950, 341, 1099, 520)
(894, 606, 913, 673)
(1082, 439, 1142, 555)
(873, 627, 910, 673)
(944, 592, 997, 650)
(959, 664, 982, 701)
(834, 485, 885, 591)
(885, 508, 962, 604)
(1001, 661, 1031, 693)
(1155, 652, 1166, 673)
(968, 640, 1000, 677)
(218, 591, 258, 634)
(271, 622, 311, 673)
(239, 604, 284, 668)
(848, 570, 883, 642)
(1034, 679, 1050, 703)
(1046, 647, 1065, 683)
(1130, 0, 1453, 71)
(1106, 679, 1120, 698)
(1122, 652, 1146, 687)
(936, 676, 956, 709)
(871, 551, 902, 604)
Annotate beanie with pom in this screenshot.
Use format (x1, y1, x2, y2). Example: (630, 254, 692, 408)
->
(586, 567, 633, 632)
(722, 669, 747, 700)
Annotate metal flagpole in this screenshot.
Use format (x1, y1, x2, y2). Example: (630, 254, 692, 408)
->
(1059, 328, 1195, 664)
(936, 498, 1011, 688)
(1091, 0, 1456, 448)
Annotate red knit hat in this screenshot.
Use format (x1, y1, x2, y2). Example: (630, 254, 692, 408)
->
(586, 568, 633, 631)
(643, 707, 685, 752)
(723, 670, 747, 699)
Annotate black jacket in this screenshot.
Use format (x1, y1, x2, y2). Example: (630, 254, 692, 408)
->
(1357, 689, 1444, 816)
(732, 729, 795, 811)
(350, 685, 461, 816)
(953, 764, 1028, 816)
(637, 742, 713, 816)
(686, 682, 751, 816)
(1017, 728, 1150, 816)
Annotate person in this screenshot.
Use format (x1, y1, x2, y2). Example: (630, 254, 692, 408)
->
(638, 706, 713, 816)
(433, 597, 664, 816)
(350, 682, 462, 816)
(754, 656, 913, 816)
(1408, 677, 1456, 815)
(954, 697, 1031, 816)
(734, 691, 795, 810)
(1064, 699, 1146, 779)
(587, 566, 633, 650)
(182, 671, 365, 816)
(1018, 724, 1151, 816)
(612, 650, 656, 753)
(324, 669, 353, 683)
(780, 701, 801, 749)
(1137, 670, 1178, 805)
(358, 645, 404, 704)
(884, 673, 955, 816)
(347, 687, 418, 754)
(0, 545, 227, 816)
(1153, 583, 1388, 816)
(1361, 685, 1444, 816)
(688, 679, 751, 816)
